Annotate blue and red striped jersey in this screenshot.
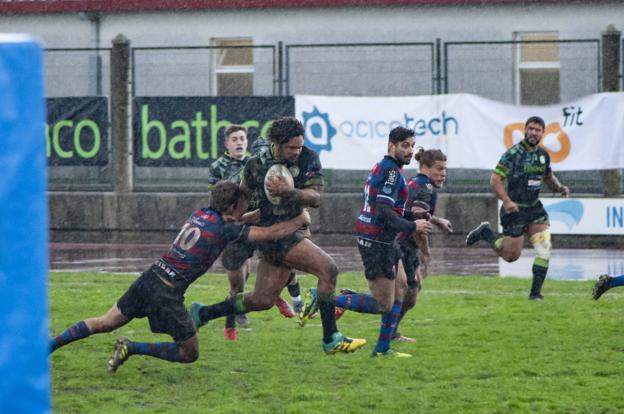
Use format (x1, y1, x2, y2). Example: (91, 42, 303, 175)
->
(155, 207, 249, 292)
(356, 155, 409, 243)
(407, 173, 437, 216)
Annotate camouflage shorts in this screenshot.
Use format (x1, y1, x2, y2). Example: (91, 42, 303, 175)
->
(500, 200, 549, 238)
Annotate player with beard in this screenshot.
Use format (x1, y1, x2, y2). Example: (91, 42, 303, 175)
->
(465, 116, 570, 300)
(207, 125, 301, 340)
(303, 127, 432, 357)
(191, 117, 366, 355)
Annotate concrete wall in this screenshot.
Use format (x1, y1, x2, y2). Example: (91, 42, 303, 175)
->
(1, 3, 620, 100)
(49, 192, 624, 249)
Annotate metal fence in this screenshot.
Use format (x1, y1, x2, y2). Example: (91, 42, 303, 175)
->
(44, 39, 622, 193)
(443, 39, 601, 103)
(285, 42, 436, 96)
(131, 45, 278, 97)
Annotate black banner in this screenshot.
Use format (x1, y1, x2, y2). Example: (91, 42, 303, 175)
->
(46, 97, 109, 166)
(133, 96, 294, 167)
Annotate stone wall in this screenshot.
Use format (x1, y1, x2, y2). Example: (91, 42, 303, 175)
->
(49, 192, 623, 249)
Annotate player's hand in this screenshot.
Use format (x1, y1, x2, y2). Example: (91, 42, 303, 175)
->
(222, 214, 236, 222)
(434, 218, 453, 233)
(503, 200, 519, 214)
(411, 206, 432, 221)
(241, 209, 261, 224)
(296, 209, 311, 227)
(558, 185, 570, 198)
(266, 175, 292, 196)
(415, 219, 432, 234)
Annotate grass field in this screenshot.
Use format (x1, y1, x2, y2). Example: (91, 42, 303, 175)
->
(49, 271, 624, 414)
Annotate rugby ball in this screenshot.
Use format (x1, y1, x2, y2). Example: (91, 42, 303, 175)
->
(264, 164, 295, 205)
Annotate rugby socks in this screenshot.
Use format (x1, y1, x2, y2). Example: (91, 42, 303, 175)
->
(335, 292, 380, 314)
(287, 279, 301, 298)
(224, 314, 236, 329)
(317, 290, 338, 343)
(126, 341, 181, 362)
(373, 300, 402, 354)
(608, 274, 624, 288)
(530, 257, 548, 297)
(49, 320, 91, 353)
(393, 307, 408, 336)
(199, 293, 246, 324)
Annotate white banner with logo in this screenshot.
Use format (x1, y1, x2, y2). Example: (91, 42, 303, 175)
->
(295, 93, 624, 171)
(497, 198, 624, 235)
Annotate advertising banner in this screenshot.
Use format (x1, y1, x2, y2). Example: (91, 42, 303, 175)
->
(497, 198, 624, 235)
(46, 96, 109, 166)
(133, 96, 294, 167)
(295, 93, 624, 171)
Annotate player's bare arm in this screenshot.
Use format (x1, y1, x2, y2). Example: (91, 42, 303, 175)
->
(266, 177, 322, 208)
(248, 209, 311, 241)
(490, 172, 518, 213)
(431, 216, 453, 233)
(544, 173, 570, 197)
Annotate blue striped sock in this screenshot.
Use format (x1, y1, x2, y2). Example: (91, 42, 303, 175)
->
(374, 300, 402, 354)
(127, 341, 181, 362)
(50, 320, 90, 353)
(336, 293, 380, 314)
(608, 275, 624, 288)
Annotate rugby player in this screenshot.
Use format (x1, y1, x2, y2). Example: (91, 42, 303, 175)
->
(466, 116, 570, 300)
(191, 117, 366, 354)
(48, 182, 310, 373)
(208, 125, 302, 340)
(394, 148, 451, 342)
(304, 127, 432, 357)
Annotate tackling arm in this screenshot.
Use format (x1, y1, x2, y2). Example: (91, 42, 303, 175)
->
(247, 209, 311, 241)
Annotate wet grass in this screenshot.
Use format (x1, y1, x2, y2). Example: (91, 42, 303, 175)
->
(50, 272, 624, 414)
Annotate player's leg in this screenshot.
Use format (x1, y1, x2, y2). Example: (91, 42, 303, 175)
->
(222, 241, 255, 335)
(49, 303, 129, 353)
(527, 222, 551, 300)
(593, 274, 624, 299)
(108, 334, 199, 373)
(466, 208, 525, 263)
(286, 270, 304, 313)
(370, 258, 410, 357)
(108, 289, 199, 373)
(191, 259, 291, 328)
(284, 238, 366, 354)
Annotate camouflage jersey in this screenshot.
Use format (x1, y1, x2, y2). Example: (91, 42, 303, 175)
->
(494, 140, 552, 206)
(207, 152, 247, 188)
(153, 207, 249, 293)
(241, 144, 324, 226)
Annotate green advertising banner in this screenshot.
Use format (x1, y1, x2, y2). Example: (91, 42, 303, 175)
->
(46, 97, 109, 166)
(133, 96, 294, 167)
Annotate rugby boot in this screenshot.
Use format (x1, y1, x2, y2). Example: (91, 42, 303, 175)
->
(107, 337, 130, 373)
(189, 302, 207, 329)
(235, 314, 251, 329)
(391, 333, 417, 343)
(593, 274, 612, 300)
(293, 299, 304, 314)
(465, 222, 494, 246)
(275, 296, 295, 318)
(371, 349, 412, 358)
(298, 287, 319, 327)
(224, 327, 238, 341)
(323, 332, 367, 355)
